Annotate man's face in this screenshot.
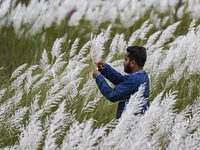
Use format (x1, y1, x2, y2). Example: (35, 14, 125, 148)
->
(123, 52, 132, 74)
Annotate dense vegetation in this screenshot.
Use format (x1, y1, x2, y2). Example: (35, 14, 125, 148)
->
(0, 0, 200, 149)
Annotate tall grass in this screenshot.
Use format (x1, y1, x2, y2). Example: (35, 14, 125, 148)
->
(1, 0, 200, 149)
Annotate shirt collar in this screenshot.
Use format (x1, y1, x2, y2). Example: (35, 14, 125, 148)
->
(131, 68, 144, 75)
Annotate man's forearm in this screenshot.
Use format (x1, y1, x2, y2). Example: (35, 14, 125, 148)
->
(100, 64, 125, 85)
(95, 74, 113, 101)
(95, 74, 130, 102)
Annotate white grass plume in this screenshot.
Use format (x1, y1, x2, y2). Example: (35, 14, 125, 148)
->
(68, 0, 88, 26)
(162, 16, 169, 26)
(100, 85, 147, 149)
(12, 89, 24, 108)
(76, 41, 91, 62)
(50, 49, 67, 78)
(122, 91, 177, 149)
(117, 33, 127, 56)
(32, 73, 50, 91)
(0, 88, 7, 103)
(11, 73, 26, 91)
(0, 0, 11, 20)
(51, 38, 62, 59)
(16, 92, 43, 150)
(40, 49, 50, 72)
(43, 100, 70, 150)
(0, 90, 24, 129)
(2, 0, 200, 37)
(150, 19, 200, 80)
(167, 109, 191, 149)
(79, 77, 98, 101)
(82, 91, 102, 113)
(177, 5, 185, 19)
(37, 39, 68, 89)
(184, 128, 200, 150)
(106, 33, 120, 63)
(58, 60, 88, 86)
(167, 97, 200, 150)
(17, 117, 43, 150)
(61, 118, 107, 150)
(151, 21, 181, 49)
(42, 76, 82, 113)
(82, 97, 100, 113)
(128, 20, 152, 46)
(70, 38, 80, 58)
(24, 65, 40, 94)
(11, 63, 27, 79)
(145, 30, 161, 49)
(0, 99, 13, 125)
(90, 25, 112, 63)
(184, 99, 200, 149)
(50, 57, 66, 78)
(10, 107, 28, 131)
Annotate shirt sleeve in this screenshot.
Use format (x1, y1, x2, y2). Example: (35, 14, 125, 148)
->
(95, 74, 139, 102)
(99, 63, 125, 85)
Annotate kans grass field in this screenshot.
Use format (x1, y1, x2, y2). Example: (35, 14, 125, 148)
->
(1, 0, 200, 149)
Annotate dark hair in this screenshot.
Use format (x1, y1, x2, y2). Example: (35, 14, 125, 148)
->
(126, 46, 147, 67)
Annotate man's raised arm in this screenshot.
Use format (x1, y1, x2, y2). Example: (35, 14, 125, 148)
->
(96, 61, 125, 85)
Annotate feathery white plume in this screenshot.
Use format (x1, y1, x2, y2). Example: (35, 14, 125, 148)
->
(90, 25, 112, 63)
(128, 20, 153, 46)
(153, 21, 181, 49)
(77, 41, 91, 62)
(18, 117, 43, 150)
(43, 100, 70, 150)
(70, 38, 80, 58)
(145, 30, 161, 49)
(51, 38, 62, 59)
(0, 0, 11, 19)
(117, 33, 127, 56)
(11, 63, 27, 79)
(10, 107, 28, 130)
(61, 118, 107, 150)
(106, 34, 120, 62)
(50, 41, 67, 78)
(0, 99, 13, 124)
(0, 88, 7, 103)
(40, 49, 50, 72)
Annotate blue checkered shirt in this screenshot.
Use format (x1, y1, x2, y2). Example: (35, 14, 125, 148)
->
(95, 63, 149, 119)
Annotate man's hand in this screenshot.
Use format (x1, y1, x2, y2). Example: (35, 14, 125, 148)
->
(93, 69, 101, 79)
(97, 61, 106, 70)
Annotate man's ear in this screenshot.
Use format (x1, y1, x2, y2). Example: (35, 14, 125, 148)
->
(130, 60, 136, 67)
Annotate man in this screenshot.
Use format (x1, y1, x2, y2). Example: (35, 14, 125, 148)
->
(92, 46, 149, 119)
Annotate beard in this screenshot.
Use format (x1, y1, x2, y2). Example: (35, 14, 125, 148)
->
(124, 62, 132, 74)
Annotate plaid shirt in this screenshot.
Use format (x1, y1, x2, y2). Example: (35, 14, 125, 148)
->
(95, 63, 149, 119)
